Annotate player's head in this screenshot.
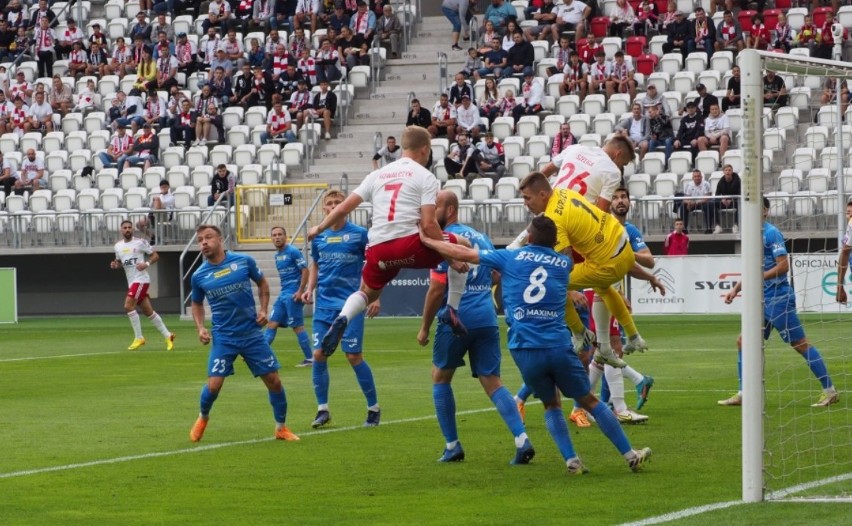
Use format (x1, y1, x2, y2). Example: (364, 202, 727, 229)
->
(120, 219, 133, 240)
(271, 226, 287, 249)
(611, 186, 631, 219)
(435, 190, 459, 229)
(322, 190, 347, 227)
(401, 125, 432, 167)
(528, 215, 557, 248)
(604, 135, 636, 169)
(519, 172, 553, 215)
(196, 225, 223, 259)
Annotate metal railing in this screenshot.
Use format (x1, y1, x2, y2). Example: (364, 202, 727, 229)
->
(400, 0, 411, 52)
(303, 113, 317, 172)
(469, 14, 479, 48)
(370, 34, 382, 92)
(338, 70, 351, 127)
(437, 52, 448, 95)
(339, 173, 349, 194)
(406, 91, 416, 116)
(373, 131, 383, 158)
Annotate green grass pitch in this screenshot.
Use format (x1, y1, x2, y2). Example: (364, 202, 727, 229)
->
(0, 315, 849, 525)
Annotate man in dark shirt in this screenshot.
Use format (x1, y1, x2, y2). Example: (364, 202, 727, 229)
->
(763, 70, 787, 110)
(502, 31, 534, 79)
(674, 100, 704, 159)
(406, 98, 431, 128)
(328, 5, 351, 32)
(692, 84, 719, 119)
(474, 38, 508, 81)
(715, 164, 741, 233)
(230, 64, 254, 108)
(722, 65, 741, 112)
(0, 20, 15, 62)
(662, 11, 693, 59)
(448, 73, 473, 106)
(336, 26, 365, 70)
(277, 64, 304, 101)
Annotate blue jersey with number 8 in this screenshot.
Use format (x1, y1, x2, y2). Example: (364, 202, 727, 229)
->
(478, 245, 573, 350)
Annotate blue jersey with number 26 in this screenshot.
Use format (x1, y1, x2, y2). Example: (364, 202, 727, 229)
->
(478, 245, 573, 350)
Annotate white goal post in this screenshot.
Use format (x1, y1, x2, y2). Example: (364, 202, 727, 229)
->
(740, 50, 852, 503)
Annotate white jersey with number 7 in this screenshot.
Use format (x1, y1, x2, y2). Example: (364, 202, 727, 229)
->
(352, 157, 440, 246)
(550, 144, 622, 206)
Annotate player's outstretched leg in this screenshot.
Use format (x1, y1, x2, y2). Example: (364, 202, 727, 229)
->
(147, 311, 174, 351)
(590, 295, 626, 368)
(514, 383, 534, 424)
(127, 311, 145, 350)
(190, 384, 219, 442)
(606, 366, 648, 424)
(488, 385, 534, 464)
(718, 345, 743, 406)
(294, 328, 314, 366)
(596, 286, 648, 354)
(311, 351, 332, 428)
(581, 396, 652, 472)
(322, 291, 367, 356)
(351, 357, 380, 427)
(434, 382, 465, 462)
(544, 407, 587, 474)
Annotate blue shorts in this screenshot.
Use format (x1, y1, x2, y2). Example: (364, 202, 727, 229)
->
(312, 307, 365, 354)
(763, 288, 805, 344)
(433, 325, 501, 378)
(510, 347, 590, 403)
(270, 294, 304, 328)
(208, 332, 280, 378)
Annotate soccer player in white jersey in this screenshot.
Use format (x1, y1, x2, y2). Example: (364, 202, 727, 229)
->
(307, 126, 471, 357)
(110, 220, 175, 351)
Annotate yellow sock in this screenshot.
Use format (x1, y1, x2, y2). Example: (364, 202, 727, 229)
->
(597, 286, 637, 338)
(564, 298, 586, 335)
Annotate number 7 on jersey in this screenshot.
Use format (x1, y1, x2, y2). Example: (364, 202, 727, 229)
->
(384, 183, 403, 221)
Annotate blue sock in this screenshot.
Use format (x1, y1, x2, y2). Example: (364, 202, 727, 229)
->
(516, 383, 533, 402)
(803, 346, 833, 390)
(600, 376, 611, 404)
(264, 328, 277, 345)
(353, 360, 378, 407)
(433, 383, 458, 443)
(200, 385, 218, 417)
(590, 403, 632, 455)
(737, 350, 742, 391)
(544, 408, 576, 461)
(313, 360, 330, 405)
(491, 386, 526, 437)
(268, 388, 287, 424)
(296, 331, 312, 360)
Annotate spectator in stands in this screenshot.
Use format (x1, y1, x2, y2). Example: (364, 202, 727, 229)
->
(609, 0, 636, 38)
(209, 164, 237, 207)
(277, 63, 304, 101)
(642, 84, 670, 116)
(221, 29, 246, 71)
(698, 102, 730, 158)
(501, 20, 520, 52)
(0, 90, 12, 135)
(48, 75, 74, 117)
(690, 7, 715, 60)
(337, 26, 365, 70)
(680, 169, 714, 234)
(633, 0, 657, 37)
(9, 71, 31, 105)
(406, 98, 432, 128)
(174, 33, 196, 76)
(814, 11, 842, 60)
(100, 124, 134, 170)
(73, 80, 96, 113)
(269, 43, 290, 82)
(372, 136, 401, 169)
(289, 79, 313, 128)
(166, 86, 190, 127)
(558, 51, 588, 100)
(551, 0, 590, 44)
(307, 80, 337, 140)
(588, 50, 610, 98)
(478, 77, 501, 122)
(746, 13, 770, 51)
(472, 132, 506, 184)
(794, 15, 817, 53)
(128, 35, 148, 72)
(693, 83, 718, 119)
(551, 122, 576, 156)
(55, 18, 84, 60)
(664, 219, 689, 254)
(455, 94, 482, 142)
(88, 22, 107, 48)
(231, 64, 255, 108)
(151, 13, 174, 42)
(148, 179, 175, 235)
(722, 64, 740, 112)
(763, 70, 787, 110)
(195, 98, 224, 145)
(107, 37, 133, 78)
(329, 5, 352, 33)
(462, 48, 483, 79)
(483, 0, 517, 36)
(444, 132, 478, 180)
(607, 51, 637, 100)
(34, 16, 55, 78)
(28, 0, 56, 29)
(130, 12, 154, 43)
(503, 31, 534, 79)
(774, 12, 792, 54)
(662, 10, 691, 59)
(204, 0, 235, 36)
(14, 149, 45, 192)
(429, 93, 457, 142)
(478, 20, 499, 55)
(252, 0, 278, 31)
(513, 69, 543, 123)
(209, 48, 235, 79)
(548, 36, 572, 78)
(658, 0, 677, 33)
(715, 10, 743, 53)
(315, 38, 341, 83)
(209, 66, 233, 107)
(714, 163, 741, 233)
(68, 41, 88, 78)
(524, 0, 558, 43)
(615, 102, 650, 146)
(640, 103, 674, 167)
(0, 20, 15, 64)
(169, 99, 196, 147)
(822, 78, 849, 118)
(134, 47, 158, 91)
(449, 73, 473, 106)
(376, 4, 402, 58)
(350, 1, 377, 43)
(119, 89, 147, 134)
(0, 150, 16, 197)
(673, 100, 703, 160)
(9, 95, 27, 137)
(474, 38, 507, 80)
(201, 27, 223, 67)
(498, 88, 519, 118)
(86, 41, 109, 78)
(274, 0, 296, 31)
(149, 43, 179, 92)
(143, 89, 167, 130)
(261, 98, 298, 144)
(231, 0, 256, 32)
(25, 90, 52, 133)
(11, 26, 30, 63)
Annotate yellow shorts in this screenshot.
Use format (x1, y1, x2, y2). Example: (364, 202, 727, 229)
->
(568, 240, 635, 292)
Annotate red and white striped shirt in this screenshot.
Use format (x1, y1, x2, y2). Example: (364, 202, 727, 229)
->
(611, 61, 629, 81)
(720, 23, 737, 42)
(10, 82, 30, 101)
(146, 99, 161, 119)
(289, 90, 311, 110)
(71, 48, 87, 64)
(297, 57, 317, 84)
(272, 53, 289, 76)
(35, 28, 54, 52)
(112, 45, 131, 64)
(179, 111, 192, 126)
(176, 42, 193, 64)
(12, 105, 28, 126)
(267, 110, 291, 133)
(110, 133, 132, 154)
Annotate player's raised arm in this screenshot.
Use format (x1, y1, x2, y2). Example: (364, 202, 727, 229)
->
(419, 225, 480, 264)
(419, 203, 444, 242)
(628, 264, 665, 296)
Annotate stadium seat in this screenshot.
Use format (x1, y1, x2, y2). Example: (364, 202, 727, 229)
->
(491, 117, 515, 141)
(541, 115, 565, 138)
(763, 128, 786, 151)
(839, 6, 852, 29)
(526, 135, 551, 160)
(653, 172, 678, 197)
(20, 132, 42, 153)
(592, 113, 616, 136)
(806, 168, 831, 193)
(495, 178, 520, 201)
(502, 136, 525, 162)
(0, 133, 18, 154)
(710, 51, 733, 75)
(608, 93, 631, 116)
(568, 114, 590, 137)
(636, 54, 658, 76)
(671, 71, 696, 95)
(468, 179, 493, 202)
(684, 53, 707, 74)
(627, 173, 651, 198)
(511, 156, 535, 179)
(738, 10, 756, 34)
(697, 70, 721, 93)
(557, 95, 581, 118)
(646, 72, 670, 93)
(721, 150, 744, 174)
(245, 106, 268, 129)
(582, 94, 606, 117)
(516, 116, 540, 139)
(668, 151, 692, 176)
(821, 190, 840, 220)
(641, 152, 666, 177)
(778, 169, 803, 194)
(649, 35, 668, 57)
(234, 144, 257, 166)
(579, 133, 602, 148)
(813, 6, 835, 28)
(49, 171, 71, 192)
(660, 53, 683, 75)
(775, 107, 799, 131)
(792, 148, 817, 173)
(695, 151, 719, 175)
(100, 188, 124, 210)
(282, 143, 305, 168)
(625, 36, 646, 58)
(821, 147, 839, 171)
(818, 106, 841, 129)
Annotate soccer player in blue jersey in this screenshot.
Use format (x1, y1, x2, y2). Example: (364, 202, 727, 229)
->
(719, 197, 839, 408)
(421, 216, 652, 474)
(418, 190, 534, 464)
(302, 190, 382, 428)
(265, 226, 314, 367)
(189, 225, 299, 442)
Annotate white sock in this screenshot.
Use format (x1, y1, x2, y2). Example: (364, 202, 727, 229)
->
(623, 365, 644, 385)
(624, 449, 638, 461)
(588, 363, 604, 391)
(340, 291, 368, 321)
(318, 403, 329, 411)
(148, 312, 171, 338)
(446, 266, 467, 309)
(514, 432, 529, 448)
(514, 395, 523, 404)
(604, 365, 627, 413)
(592, 296, 610, 350)
(446, 440, 459, 450)
(127, 311, 142, 339)
(368, 404, 380, 412)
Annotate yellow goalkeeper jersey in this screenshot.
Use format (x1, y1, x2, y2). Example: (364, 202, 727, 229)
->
(544, 188, 628, 262)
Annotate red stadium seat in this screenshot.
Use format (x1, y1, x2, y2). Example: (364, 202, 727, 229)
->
(626, 36, 647, 58)
(814, 6, 835, 28)
(628, 0, 642, 12)
(774, 0, 791, 8)
(636, 54, 658, 76)
(654, 0, 668, 17)
(590, 16, 610, 38)
(763, 8, 781, 31)
(738, 10, 756, 35)
(576, 37, 590, 60)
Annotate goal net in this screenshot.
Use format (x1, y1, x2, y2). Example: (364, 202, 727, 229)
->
(740, 50, 851, 502)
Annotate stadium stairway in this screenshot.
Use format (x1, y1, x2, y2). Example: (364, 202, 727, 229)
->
(304, 16, 466, 185)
